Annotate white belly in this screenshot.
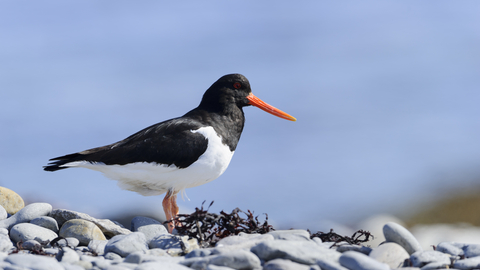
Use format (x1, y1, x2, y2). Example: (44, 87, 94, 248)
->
(64, 126, 234, 196)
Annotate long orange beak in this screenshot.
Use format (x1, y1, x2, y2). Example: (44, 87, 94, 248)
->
(247, 93, 297, 121)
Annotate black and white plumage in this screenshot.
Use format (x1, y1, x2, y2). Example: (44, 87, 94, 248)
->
(44, 73, 296, 232)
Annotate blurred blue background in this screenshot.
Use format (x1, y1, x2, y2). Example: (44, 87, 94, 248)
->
(1, 1, 479, 230)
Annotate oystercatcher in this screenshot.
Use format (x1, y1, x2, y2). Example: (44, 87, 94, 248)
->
(44, 74, 296, 232)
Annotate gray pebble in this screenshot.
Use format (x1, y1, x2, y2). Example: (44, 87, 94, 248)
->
(149, 234, 193, 254)
(339, 251, 390, 270)
(5, 253, 64, 270)
(104, 232, 148, 257)
(21, 239, 43, 251)
(453, 255, 480, 269)
(0, 203, 52, 230)
(104, 251, 123, 261)
(182, 249, 260, 270)
(383, 222, 422, 255)
(31, 216, 59, 233)
(410, 250, 451, 268)
(131, 216, 162, 231)
(337, 245, 372, 255)
(186, 248, 214, 258)
(464, 244, 480, 258)
(251, 240, 341, 265)
(0, 205, 7, 220)
(135, 261, 192, 270)
(0, 233, 14, 252)
(264, 258, 318, 270)
(137, 224, 168, 244)
(369, 242, 409, 269)
(316, 259, 349, 270)
(10, 223, 58, 243)
(88, 239, 108, 255)
(267, 229, 311, 241)
(61, 262, 85, 270)
(55, 237, 80, 248)
(59, 219, 107, 246)
(436, 242, 464, 256)
(216, 232, 274, 249)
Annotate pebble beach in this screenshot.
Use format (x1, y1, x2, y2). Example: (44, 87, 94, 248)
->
(1, 186, 480, 270)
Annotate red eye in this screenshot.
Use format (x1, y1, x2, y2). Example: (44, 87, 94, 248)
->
(233, 82, 241, 89)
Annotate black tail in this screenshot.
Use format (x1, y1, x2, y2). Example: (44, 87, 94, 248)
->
(43, 153, 84, 172)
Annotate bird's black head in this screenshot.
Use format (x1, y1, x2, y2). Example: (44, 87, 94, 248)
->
(198, 73, 253, 112)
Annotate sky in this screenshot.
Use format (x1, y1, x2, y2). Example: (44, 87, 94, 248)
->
(1, 1, 480, 231)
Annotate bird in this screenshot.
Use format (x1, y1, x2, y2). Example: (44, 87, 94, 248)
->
(44, 73, 296, 232)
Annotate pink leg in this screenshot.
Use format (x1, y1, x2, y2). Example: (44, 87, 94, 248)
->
(162, 190, 179, 233)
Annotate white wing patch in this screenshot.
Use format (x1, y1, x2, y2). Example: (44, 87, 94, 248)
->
(60, 126, 234, 196)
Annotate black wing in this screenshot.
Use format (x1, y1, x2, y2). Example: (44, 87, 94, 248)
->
(44, 117, 208, 171)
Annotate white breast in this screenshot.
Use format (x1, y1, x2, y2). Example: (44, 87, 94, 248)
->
(64, 126, 234, 196)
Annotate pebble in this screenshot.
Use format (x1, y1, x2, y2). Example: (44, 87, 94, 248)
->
(267, 229, 311, 241)
(369, 242, 409, 268)
(0, 205, 7, 220)
(31, 216, 60, 233)
(453, 255, 480, 269)
(383, 222, 423, 255)
(339, 251, 390, 270)
(3, 193, 480, 270)
(263, 258, 320, 270)
(251, 240, 341, 265)
(409, 250, 451, 268)
(104, 232, 149, 257)
(0, 186, 25, 215)
(10, 223, 58, 243)
(0, 202, 52, 229)
(59, 218, 107, 245)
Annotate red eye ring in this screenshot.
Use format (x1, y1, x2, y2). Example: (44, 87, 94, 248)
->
(233, 82, 242, 89)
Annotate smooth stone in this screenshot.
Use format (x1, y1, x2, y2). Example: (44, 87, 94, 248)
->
(0, 228, 8, 235)
(88, 239, 108, 255)
(419, 261, 450, 270)
(0, 205, 7, 220)
(44, 247, 60, 255)
(56, 247, 80, 263)
(104, 251, 123, 261)
(0, 202, 52, 229)
(436, 242, 464, 256)
(369, 242, 409, 269)
(30, 216, 59, 233)
(5, 253, 64, 270)
(410, 250, 451, 268)
(21, 239, 42, 251)
(56, 237, 80, 248)
(137, 224, 168, 244)
(49, 208, 131, 237)
(0, 234, 14, 252)
(383, 222, 422, 255)
(135, 261, 192, 270)
(453, 255, 480, 269)
(59, 219, 107, 245)
(131, 216, 162, 231)
(267, 230, 311, 241)
(264, 258, 318, 270)
(182, 249, 260, 270)
(216, 233, 274, 249)
(339, 251, 390, 270)
(464, 244, 480, 258)
(337, 245, 372, 255)
(0, 186, 24, 215)
(316, 259, 349, 270)
(104, 232, 148, 257)
(251, 240, 341, 265)
(206, 265, 236, 270)
(10, 223, 58, 243)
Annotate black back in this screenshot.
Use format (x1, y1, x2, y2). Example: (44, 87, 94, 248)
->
(44, 74, 253, 171)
